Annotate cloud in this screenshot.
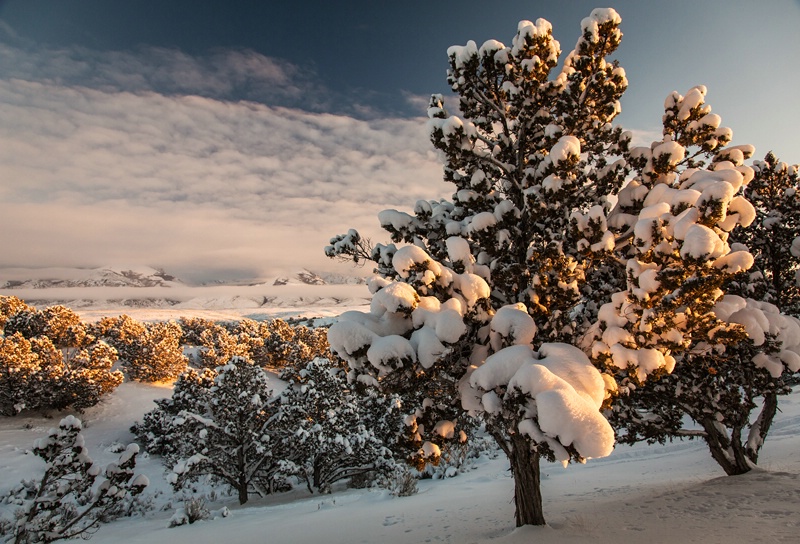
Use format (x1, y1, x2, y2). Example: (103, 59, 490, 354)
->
(0, 44, 447, 282)
(0, 40, 330, 109)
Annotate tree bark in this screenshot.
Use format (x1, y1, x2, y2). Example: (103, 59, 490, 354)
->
(745, 392, 779, 464)
(236, 447, 249, 504)
(701, 419, 752, 476)
(508, 433, 546, 527)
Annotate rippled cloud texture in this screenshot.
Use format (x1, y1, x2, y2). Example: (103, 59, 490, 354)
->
(0, 42, 445, 282)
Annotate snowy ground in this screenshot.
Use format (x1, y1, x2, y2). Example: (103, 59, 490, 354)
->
(2, 381, 799, 544)
(1, 298, 799, 543)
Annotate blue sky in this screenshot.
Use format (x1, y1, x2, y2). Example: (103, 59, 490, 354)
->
(1, 1, 799, 282)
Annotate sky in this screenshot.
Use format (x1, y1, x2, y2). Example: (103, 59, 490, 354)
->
(1, 0, 799, 284)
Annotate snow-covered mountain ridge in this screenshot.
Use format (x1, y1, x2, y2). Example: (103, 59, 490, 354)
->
(0, 266, 180, 289)
(0, 268, 372, 321)
(0, 266, 365, 289)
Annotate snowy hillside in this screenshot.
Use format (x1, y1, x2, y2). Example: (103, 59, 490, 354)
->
(1, 382, 798, 544)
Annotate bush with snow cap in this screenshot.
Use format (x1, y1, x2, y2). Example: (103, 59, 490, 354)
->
(1, 416, 147, 543)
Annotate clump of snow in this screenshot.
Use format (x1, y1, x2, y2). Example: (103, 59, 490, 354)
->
(680, 224, 726, 260)
(652, 141, 685, 168)
(468, 343, 614, 465)
(447, 40, 478, 69)
(549, 136, 580, 166)
(371, 282, 419, 316)
(489, 303, 537, 351)
(367, 335, 416, 374)
(714, 296, 800, 377)
(446, 236, 474, 269)
(392, 245, 435, 278)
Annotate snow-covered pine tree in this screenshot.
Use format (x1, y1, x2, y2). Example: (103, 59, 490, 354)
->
(131, 367, 217, 462)
(326, 9, 629, 526)
(585, 87, 800, 474)
(276, 358, 394, 493)
(730, 152, 800, 315)
(166, 357, 285, 504)
(2, 416, 147, 544)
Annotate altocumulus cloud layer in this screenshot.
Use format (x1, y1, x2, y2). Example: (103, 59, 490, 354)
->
(0, 41, 445, 282)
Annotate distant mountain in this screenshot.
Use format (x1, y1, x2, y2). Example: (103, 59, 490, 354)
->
(273, 269, 366, 287)
(0, 266, 372, 316)
(0, 266, 367, 293)
(0, 266, 182, 289)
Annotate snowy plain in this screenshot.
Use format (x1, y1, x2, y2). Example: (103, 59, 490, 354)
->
(1, 291, 799, 543)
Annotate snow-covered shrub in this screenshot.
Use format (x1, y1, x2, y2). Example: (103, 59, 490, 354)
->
(91, 314, 146, 357)
(0, 296, 27, 329)
(257, 319, 331, 371)
(0, 303, 123, 415)
(177, 317, 332, 372)
(276, 358, 396, 494)
(168, 496, 210, 528)
(389, 465, 419, 497)
(0, 416, 148, 543)
(192, 323, 252, 369)
(119, 321, 188, 382)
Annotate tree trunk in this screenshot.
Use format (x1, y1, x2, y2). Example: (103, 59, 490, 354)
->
(701, 419, 752, 476)
(745, 392, 779, 464)
(237, 447, 249, 504)
(237, 481, 248, 505)
(508, 433, 546, 527)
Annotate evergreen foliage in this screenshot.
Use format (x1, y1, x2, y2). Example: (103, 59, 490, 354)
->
(326, 8, 630, 526)
(325, 6, 800, 525)
(276, 358, 395, 493)
(0, 302, 123, 415)
(0, 296, 28, 329)
(730, 152, 800, 315)
(135, 357, 399, 501)
(162, 357, 285, 505)
(593, 129, 800, 474)
(130, 367, 217, 462)
(112, 320, 187, 383)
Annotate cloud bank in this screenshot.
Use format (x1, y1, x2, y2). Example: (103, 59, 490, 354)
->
(0, 42, 446, 282)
